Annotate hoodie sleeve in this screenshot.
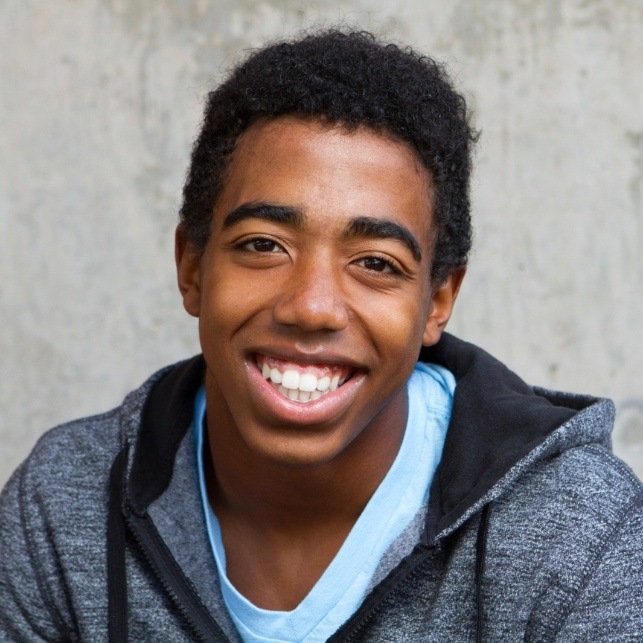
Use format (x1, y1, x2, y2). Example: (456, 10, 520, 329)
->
(554, 495, 643, 641)
(0, 464, 70, 642)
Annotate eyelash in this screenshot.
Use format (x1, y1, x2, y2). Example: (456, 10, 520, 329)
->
(233, 237, 403, 276)
(235, 237, 284, 253)
(354, 255, 402, 275)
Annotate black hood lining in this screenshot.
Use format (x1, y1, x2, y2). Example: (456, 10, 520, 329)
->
(420, 333, 577, 537)
(128, 355, 206, 514)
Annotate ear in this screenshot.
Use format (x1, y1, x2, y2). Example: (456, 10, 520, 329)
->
(175, 224, 202, 318)
(422, 267, 466, 346)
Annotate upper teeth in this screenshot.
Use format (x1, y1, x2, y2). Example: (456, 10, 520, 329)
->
(260, 362, 345, 402)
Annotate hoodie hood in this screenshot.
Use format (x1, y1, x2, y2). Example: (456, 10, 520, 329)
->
(123, 333, 614, 536)
(419, 334, 614, 541)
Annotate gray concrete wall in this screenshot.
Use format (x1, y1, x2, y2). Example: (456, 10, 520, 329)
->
(2, 0, 642, 487)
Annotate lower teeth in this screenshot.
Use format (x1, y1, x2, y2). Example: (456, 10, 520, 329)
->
(273, 381, 331, 403)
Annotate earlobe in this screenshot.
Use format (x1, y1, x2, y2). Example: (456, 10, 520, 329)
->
(175, 224, 202, 318)
(422, 267, 466, 346)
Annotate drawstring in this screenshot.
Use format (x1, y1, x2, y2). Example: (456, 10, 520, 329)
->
(108, 446, 129, 643)
(475, 504, 491, 643)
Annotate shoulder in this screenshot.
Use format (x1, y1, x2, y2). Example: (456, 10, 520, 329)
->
(528, 446, 643, 638)
(3, 358, 182, 512)
(23, 407, 122, 485)
(510, 442, 642, 517)
(0, 363, 174, 640)
(471, 443, 643, 640)
(0, 410, 124, 639)
(0, 407, 125, 566)
(2, 406, 125, 524)
(489, 443, 643, 555)
(482, 443, 643, 638)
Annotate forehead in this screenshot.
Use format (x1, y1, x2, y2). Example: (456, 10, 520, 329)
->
(214, 116, 434, 241)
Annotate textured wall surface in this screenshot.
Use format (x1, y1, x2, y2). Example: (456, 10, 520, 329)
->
(1, 0, 642, 486)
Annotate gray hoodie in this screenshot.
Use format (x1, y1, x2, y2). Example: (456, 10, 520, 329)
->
(1, 333, 642, 642)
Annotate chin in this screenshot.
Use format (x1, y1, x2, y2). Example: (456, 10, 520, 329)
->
(241, 425, 354, 469)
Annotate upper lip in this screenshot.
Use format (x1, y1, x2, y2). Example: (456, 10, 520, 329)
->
(247, 345, 366, 371)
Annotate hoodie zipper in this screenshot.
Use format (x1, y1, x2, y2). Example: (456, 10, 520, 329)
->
(124, 509, 438, 643)
(332, 507, 491, 643)
(328, 544, 436, 642)
(124, 509, 231, 642)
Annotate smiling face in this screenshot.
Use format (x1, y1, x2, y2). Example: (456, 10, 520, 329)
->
(177, 117, 464, 468)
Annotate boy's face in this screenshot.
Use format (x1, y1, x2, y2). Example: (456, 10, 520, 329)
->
(177, 117, 463, 467)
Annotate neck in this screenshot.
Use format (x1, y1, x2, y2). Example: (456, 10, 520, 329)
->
(202, 383, 408, 537)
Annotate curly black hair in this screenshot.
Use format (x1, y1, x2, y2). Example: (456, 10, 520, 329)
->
(179, 29, 477, 282)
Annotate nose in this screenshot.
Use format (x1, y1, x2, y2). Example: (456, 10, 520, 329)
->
(272, 254, 349, 332)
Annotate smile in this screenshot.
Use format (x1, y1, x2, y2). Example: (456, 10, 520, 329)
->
(255, 354, 352, 404)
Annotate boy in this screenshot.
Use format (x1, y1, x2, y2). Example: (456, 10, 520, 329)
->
(2, 29, 642, 642)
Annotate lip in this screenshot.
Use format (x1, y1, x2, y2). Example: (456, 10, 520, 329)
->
(246, 344, 366, 371)
(243, 353, 367, 427)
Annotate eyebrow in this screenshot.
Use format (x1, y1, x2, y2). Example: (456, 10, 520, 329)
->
(222, 202, 422, 263)
(343, 216, 422, 262)
(222, 202, 304, 230)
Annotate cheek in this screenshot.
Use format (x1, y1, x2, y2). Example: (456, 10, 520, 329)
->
(357, 291, 427, 366)
(197, 269, 282, 386)
(200, 264, 273, 330)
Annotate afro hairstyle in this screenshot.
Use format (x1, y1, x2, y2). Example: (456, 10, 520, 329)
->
(179, 29, 477, 282)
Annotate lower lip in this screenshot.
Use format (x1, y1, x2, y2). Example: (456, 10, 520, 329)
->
(244, 359, 365, 426)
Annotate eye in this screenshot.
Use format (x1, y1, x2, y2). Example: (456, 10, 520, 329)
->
(356, 256, 399, 274)
(239, 238, 284, 253)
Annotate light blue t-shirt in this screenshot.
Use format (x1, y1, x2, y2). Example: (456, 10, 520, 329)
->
(194, 362, 455, 643)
